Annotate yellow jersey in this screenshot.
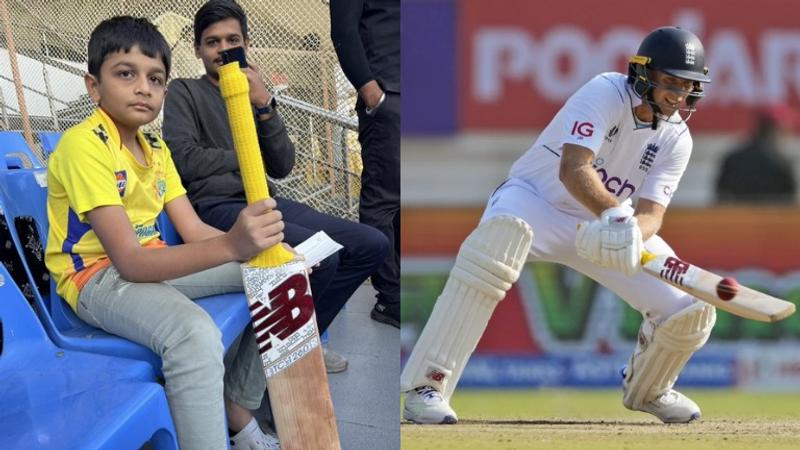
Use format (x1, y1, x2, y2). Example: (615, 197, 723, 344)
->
(45, 108, 186, 310)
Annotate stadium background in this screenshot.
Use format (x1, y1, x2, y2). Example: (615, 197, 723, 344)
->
(401, 0, 800, 391)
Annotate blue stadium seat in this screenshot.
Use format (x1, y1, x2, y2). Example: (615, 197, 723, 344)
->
(0, 265, 179, 449)
(0, 168, 251, 375)
(156, 211, 183, 245)
(0, 131, 43, 169)
(37, 131, 62, 159)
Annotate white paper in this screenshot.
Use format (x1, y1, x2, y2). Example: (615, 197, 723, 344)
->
(294, 231, 344, 269)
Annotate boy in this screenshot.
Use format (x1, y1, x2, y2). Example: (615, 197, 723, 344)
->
(45, 16, 281, 449)
(401, 27, 716, 425)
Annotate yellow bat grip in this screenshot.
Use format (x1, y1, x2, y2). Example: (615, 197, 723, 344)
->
(218, 61, 293, 268)
(641, 250, 657, 265)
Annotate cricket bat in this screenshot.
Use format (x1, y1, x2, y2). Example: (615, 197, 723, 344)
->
(641, 251, 796, 323)
(218, 49, 341, 450)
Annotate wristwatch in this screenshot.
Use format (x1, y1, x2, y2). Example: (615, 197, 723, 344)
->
(365, 92, 386, 116)
(255, 96, 277, 117)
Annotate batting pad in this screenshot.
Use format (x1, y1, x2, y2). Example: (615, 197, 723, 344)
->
(623, 301, 716, 410)
(400, 215, 533, 399)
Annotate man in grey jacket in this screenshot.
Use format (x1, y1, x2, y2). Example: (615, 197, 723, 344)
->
(163, 0, 389, 372)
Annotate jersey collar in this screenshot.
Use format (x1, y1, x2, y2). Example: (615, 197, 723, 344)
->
(92, 107, 155, 164)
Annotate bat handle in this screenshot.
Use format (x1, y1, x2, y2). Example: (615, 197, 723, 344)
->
(252, 244, 296, 268)
(641, 250, 656, 265)
(218, 61, 295, 268)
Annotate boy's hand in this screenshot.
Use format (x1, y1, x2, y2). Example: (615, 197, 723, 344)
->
(227, 199, 285, 261)
(281, 243, 319, 274)
(243, 62, 272, 109)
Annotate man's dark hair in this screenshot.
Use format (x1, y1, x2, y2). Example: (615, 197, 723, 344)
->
(194, 0, 248, 45)
(88, 16, 171, 79)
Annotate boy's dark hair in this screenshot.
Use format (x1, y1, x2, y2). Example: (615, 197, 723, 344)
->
(194, 0, 248, 45)
(88, 16, 171, 79)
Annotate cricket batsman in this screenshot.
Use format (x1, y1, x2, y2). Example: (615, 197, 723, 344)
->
(401, 27, 716, 424)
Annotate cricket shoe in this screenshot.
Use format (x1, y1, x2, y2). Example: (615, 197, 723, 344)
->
(403, 386, 458, 424)
(230, 417, 280, 450)
(323, 347, 348, 373)
(620, 366, 701, 423)
(624, 389, 701, 423)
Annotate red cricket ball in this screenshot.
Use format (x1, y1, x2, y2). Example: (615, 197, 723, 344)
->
(716, 277, 740, 301)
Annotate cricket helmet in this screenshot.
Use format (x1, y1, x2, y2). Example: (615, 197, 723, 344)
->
(628, 27, 711, 121)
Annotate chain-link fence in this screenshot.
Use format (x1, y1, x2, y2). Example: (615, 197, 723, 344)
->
(0, 0, 361, 220)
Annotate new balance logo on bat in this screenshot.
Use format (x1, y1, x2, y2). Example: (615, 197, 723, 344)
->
(660, 256, 691, 286)
(251, 273, 315, 353)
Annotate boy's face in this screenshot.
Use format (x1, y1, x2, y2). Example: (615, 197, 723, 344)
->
(195, 17, 248, 80)
(85, 45, 167, 129)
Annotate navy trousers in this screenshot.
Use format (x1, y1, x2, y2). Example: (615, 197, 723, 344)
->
(356, 91, 400, 309)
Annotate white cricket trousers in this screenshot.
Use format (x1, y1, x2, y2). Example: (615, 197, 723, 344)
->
(482, 177, 695, 322)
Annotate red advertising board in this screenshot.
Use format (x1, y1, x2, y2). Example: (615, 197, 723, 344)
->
(402, 207, 800, 273)
(460, 0, 800, 132)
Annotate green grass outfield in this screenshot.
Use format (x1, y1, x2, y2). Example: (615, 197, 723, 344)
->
(401, 389, 800, 450)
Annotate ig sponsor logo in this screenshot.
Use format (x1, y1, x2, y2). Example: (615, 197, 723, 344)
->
(571, 121, 594, 137)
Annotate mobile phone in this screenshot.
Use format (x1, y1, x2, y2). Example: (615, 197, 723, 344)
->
(220, 46, 248, 68)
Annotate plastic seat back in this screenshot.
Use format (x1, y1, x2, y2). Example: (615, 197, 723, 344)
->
(0, 168, 251, 374)
(0, 266, 49, 353)
(0, 131, 42, 169)
(37, 131, 62, 159)
(156, 211, 183, 245)
(0, 169, 133, 348)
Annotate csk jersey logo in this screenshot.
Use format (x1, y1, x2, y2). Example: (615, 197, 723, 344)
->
(143, 132, 162, 149)
(156, 179, 166, 198)
(92, 124, 109, 144)
(115, 170, 127, 197)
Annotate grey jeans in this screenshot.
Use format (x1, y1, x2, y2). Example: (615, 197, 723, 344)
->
(77, 262, 266, 450)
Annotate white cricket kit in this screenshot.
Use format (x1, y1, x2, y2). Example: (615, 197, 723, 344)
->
(509, 72, 691, 219)
(401, 72, 712, 407)
(487, 72, 696, 320)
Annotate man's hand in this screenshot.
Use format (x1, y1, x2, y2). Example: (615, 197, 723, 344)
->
(576, 205, 643, 276)
(243, 62, 272, 108)
(358, 80, 384, 110)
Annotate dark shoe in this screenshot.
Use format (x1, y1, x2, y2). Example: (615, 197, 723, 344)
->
(371, 302, 399, 328)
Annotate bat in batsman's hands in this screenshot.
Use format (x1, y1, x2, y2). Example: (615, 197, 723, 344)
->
(225, 198, 285, 261)
(576, 205, 643, 277)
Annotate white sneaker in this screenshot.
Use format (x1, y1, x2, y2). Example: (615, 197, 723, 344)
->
(323, 347, 348, 373)
(403, 386, 458, 424)
(230, 417, 280, 450)
(621, 366, 701, 423)
(625, 389, 701, 423)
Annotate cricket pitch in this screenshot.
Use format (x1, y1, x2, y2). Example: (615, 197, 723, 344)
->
(401, 389, 800, 450)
